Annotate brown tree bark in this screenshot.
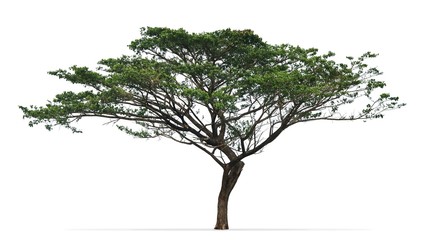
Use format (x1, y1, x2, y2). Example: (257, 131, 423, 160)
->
(214, 160, 245, 230)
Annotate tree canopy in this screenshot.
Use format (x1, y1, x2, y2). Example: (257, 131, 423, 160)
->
(20, 27, 405, 167)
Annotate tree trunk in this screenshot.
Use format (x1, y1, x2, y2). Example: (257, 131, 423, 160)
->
(214, 161, 245, 230)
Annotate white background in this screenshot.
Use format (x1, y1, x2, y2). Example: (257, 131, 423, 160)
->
(0, 0, 422, 239)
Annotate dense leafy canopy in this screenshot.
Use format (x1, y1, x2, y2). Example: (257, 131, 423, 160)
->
(20, 27, 404, 167)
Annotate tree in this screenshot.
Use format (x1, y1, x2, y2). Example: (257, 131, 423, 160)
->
(20, 27, 404, 229)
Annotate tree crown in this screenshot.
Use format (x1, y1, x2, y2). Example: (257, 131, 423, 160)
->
(20, 27, 405, 167)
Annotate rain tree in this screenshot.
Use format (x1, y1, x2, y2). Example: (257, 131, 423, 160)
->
(20, 27, 404, 229)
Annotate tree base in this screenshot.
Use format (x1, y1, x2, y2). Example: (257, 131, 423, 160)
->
(214, 223, 229, 230)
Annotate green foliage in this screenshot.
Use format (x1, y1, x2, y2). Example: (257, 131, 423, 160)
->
(20, 27, 405, 165)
